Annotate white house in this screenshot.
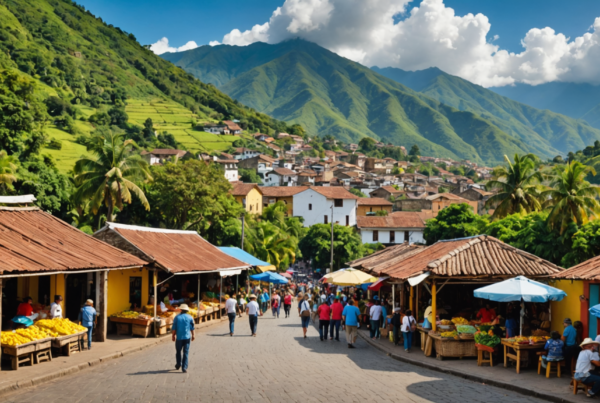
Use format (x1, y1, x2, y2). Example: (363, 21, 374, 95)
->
(213, 157, 239, 182)
(293, 187, 359, 227)
(356, 212, 426, 245)
(141, 149, 188, 165)
(203, 123, 229, 134)
(264, 168, 298, 187)
(233, 148, 261, 160)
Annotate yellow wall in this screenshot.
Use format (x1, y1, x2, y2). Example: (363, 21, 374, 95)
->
(107, 267, 150, 316)
(50, 274, 65, 303)
(265, 196, 294, 216)
(357, 205, 393, 216)
(237, 188, 263, 214)
(550, 279, 584, 334)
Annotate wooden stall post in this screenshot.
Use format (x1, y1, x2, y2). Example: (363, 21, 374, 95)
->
(0, 278, 2, 365)
(409, 285, 414, 311)
(97, 270, 108, 342)
(197, 274, 201, 320)
(431, 281, 437, 332)
(392, 284, 395, 310)
(153, 269, 158, 338)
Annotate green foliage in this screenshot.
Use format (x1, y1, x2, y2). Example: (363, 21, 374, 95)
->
(348, 188, 366, 198)
(562, 220, 600, 268)
(375, 210, 388, 216)
(0, 150, 19, 194)
(358, 137, 377, 152)
(239, 168, 263, 185)
(409, 145, 420, 156)
(423, 203, 488, 244)
(47, 138, 62, 150)
(299, 224, 366, 271)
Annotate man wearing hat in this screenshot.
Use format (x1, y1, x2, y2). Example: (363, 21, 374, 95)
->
(78, 300, 97, 350)
(172, 304, 195, 373)
(574, 338, 600, 397)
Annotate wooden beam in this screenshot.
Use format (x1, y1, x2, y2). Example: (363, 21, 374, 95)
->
(431, 281, 437, 332)
(97, 270, 108, 342)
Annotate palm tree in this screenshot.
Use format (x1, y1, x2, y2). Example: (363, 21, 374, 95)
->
(72, 130, 152, 223)
(245, 221, 296, 271)
(485, 154, 543, 220)
(0, 150, 19, 194)
(541, 161, 600, 233)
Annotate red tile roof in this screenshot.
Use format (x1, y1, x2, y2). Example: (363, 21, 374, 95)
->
(426, 193, 469, 201)
(260, 186, 309, 197)
(223, 120, 242, 131)
(266, 167, 297, 176)
(356, 212, 425, 229)
(231, 183, 262, 196)
(357, 198, 392, 206)
(306, 186, 359, 199)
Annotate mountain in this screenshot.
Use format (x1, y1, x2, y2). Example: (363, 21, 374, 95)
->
(164, 40, 600, 164)
(490, 82, 600, 130)
(371, 67, 600, 158)
(164, 40, 543, 164)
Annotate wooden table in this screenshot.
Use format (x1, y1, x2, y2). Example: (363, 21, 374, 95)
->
(428, 333, 476, 360)
(501, 340, 545, 374)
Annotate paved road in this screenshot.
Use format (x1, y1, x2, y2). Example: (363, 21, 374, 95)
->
(6, 312, 547, 403)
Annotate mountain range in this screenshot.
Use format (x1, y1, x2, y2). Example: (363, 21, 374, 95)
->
(164, 39, 600, 165)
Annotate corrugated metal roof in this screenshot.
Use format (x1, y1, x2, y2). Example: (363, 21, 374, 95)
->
(98, 223, 250, 274)
(0, 208, 144, 274)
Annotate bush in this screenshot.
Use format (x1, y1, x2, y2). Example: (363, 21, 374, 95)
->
(47, 138, 62, 150)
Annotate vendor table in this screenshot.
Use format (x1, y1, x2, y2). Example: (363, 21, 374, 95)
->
(501, 340, 545, 374)
(2, 337, 52, 370)
(417, 326, 434, 357)
(428, 333, 477, 360)
(52, 331, 87, 356)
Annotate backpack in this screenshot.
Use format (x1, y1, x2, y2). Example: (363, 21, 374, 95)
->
(272, 297, 279, 308)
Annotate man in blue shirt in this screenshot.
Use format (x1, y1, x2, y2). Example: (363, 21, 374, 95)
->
(172, 304, 195, 373)
(78, 299, 97, 350)
(562, 318, 580, 373)
(342, 299, 361, 349)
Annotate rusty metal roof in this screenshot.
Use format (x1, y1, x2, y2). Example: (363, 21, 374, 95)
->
(97, 223, 250, 274)
(0, 208, 144, 275)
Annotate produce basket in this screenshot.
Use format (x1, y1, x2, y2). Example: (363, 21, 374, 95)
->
(459, 333, 474, 340)
(430, 334, 476, 360)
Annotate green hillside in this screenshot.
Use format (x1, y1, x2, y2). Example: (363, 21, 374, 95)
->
(0, 0, 298, 171)
(372, 67, 600, 157)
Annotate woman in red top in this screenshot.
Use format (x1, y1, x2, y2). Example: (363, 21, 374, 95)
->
(477, 303, 497, 323)
(16, 297, 33, 317)
(329, 296, 344, 341)
(283, 293, 293, 318)
(317, 302, 331, 341)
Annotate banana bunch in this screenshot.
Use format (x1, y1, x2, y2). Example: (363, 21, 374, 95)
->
(1, 331, 32, 346)
(1, 325, 57, 346)
(440, 331, 458, 338)
(451, 317, 469, 325)
(112, 311, 140, 319)
(36, 318, 87, 335)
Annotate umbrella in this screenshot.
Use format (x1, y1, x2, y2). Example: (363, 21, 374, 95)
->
(280, 272, 292, 279)
(590, 304, 600, 319)
(249, 271, 289, 285)
(473, 276, 567, 335)
(324, 268, 377, 286)
(368, 277, 389, 291)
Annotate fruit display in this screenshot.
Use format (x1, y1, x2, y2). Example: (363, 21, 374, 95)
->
(451, 317, 469, 325)
(112, 311, 140, 319)
(36, 318, 87, 336)
(532, 329, 549, 337)
(474, 330, 500, 347)
(440, 319, 452, 325)
(1, 325, 57, 346)
(529, 336, 548, 344)
(456, 325, 477, 334)
(441, 331, 458, 338)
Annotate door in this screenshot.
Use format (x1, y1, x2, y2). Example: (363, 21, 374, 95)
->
(65, 273, 90, 321)
(590, 284, 600, 338)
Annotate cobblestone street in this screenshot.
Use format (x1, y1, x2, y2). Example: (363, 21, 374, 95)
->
(5, 313, 548, 403)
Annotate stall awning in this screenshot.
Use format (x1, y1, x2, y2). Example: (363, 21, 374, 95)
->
(218, 247, 271, 268)
(368, 277, 389, 291)
(256, 265, 276, 272)
(220, 269, 242, 277)
(408, 272, 430, 286)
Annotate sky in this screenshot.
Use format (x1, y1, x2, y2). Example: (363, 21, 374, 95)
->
(77, 0, 600, 87)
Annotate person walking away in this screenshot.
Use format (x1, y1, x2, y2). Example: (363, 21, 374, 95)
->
(574, 338, 600, 397)
(327, 291, 335, 306)
(50, 295, 63, 319)
(562, 318, 580, 372)
(78, 299, 96, 350)
(271, 291, 281, 318)
(391, 308, 402, 346)
(401, 309, 416, 352)
(237, 293, 246, 318)
(172, 304, 195, 373)
(311, 296, 319, 325)
(380, 302, 388, 333)
(317, 300, 331, 341)
(246, 295, 262, 337)
(320, 290, 327, 304)
(342, 299, 361, 348)
(369, 300, 383, 340)
(226, 295, 238, 336)
(330, 296, 343, 341)
(541, 331, 564, 369)
(298, 295, 311, 339)
(284, 293, 293, 318)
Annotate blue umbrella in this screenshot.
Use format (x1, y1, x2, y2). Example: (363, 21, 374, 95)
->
(590, 304, 600, 319)
(474, 276, 567, 302)
(249, 271, 289, 285)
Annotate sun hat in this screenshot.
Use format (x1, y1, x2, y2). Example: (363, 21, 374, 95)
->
(564, 318, 572, 325)
(249, 294, 257, 299)
(179, 304, 190, 311)
(85, 299, 94, 306)
(580, 338, 600, 347)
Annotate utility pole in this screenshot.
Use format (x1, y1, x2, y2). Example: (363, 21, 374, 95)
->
(240, 214, 245, 250)
(330, 203, 334, 273)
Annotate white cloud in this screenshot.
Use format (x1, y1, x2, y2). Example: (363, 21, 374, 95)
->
(150, 37, 199, 55)
(214, 0, 600, 87)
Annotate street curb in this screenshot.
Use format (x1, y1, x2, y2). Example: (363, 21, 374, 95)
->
(0, 315, 227, 398)
(357, 332, 577, 403)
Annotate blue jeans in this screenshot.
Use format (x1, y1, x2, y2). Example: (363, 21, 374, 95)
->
(84, 325, 93, 350)
(175, 339, 190, 371)
(370, 320, 380, 338)
(579, 374, 600, 396)
(319, 320, 330, 340)
(249, 314, 258, 334)
(403, 331, 413, 350)
(301, 316, 310, 328)
(330, 319, 341, 340)
(272, 306, 279, 318)
(227, 313, 236, 334)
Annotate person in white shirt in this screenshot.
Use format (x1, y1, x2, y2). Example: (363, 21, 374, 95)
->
(401, 309, 416, 352)
(574, 338, 600, 397)
(320, 292, 327, 303)
(50, 295, 63, 319)
(225, 296, 239, 336)
(246, 295, 262, 337)
(369, 300, 383, 340)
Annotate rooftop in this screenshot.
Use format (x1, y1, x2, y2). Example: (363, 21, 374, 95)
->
(266, 167, 297, 176)
(141, 149, 187, 157)
(307, 186, 359, 199)
(356, 212, 425, 229)
(357, 198, 393, 206)
(260, 186, 309, 197)
(231, 183, 262, 196)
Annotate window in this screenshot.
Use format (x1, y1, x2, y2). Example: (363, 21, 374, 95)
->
(405, 231, 410, 242)
(373, 230, 379, 242)
(269, 199, 275, 204)
(256, 203, 259, 211)
(324, 215, 328, 224)
(250, 204, 253, 211)
(309, 203, 312, 210)
(390, 231, 395, 243)
(346, 215, 349, 226)
(334, 199, 343, 207)
(369, 207, 373, 212)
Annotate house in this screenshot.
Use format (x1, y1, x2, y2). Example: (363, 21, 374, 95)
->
(324, 150, 337, 161)
(266, 143, 282, 155)
(203, 123, 229, 134)
(348, 153, 366, 169)
(426, 193, 478, 216)
(293, 187, 359, 227)
(238, 154, 276, 177)
(344, 143, 359, 151)
(260, 186, 308, 216)
(233, 148, 261, 160)
(457, 187, 494, 214)
(223, 120, 242, 135)
(297, 170, 318, 185)
(264, 167, 298, 187)
(369, 186, 404, 202)
(213, 157, 239, 182)
(141, 149, 188, 165)
(254, 133, 269, 142)
(357, 198, 393, 216)
(356, 212, 426, 245)
(290, 135, 304, 147)
(230, 183, 263, 214)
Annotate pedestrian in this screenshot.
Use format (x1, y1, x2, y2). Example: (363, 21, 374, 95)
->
(574, 338, 600, 398)
(342, 299, 361, 348)
(284, 292, 293, 318)
(50, 295, 63, 319)
(298, 294, 311, 339)
(78, 299, 96, 350)
(391, 307, 402, 346)
(562, 318, 580, 372)
(261, 289, 270, 313)
(171, 304, 195, 373)
(237, 293, 246, 318)
(329, 296, 343, 341)
(246, 294, 262, 337)
(317, 299, 331, 341)
(327, 291, 335, 306)
(401, 309, 416, 352)
(271, 291, 281, 318)
(225, 295, 238, 336)
(320, 290, 327, 304)
(369, 299, 382, 340)
(311, 296, 319, 325)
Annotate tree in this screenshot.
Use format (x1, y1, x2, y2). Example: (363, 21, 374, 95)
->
(485, 154, 543, 220)
(108, 107, 129, 127)
(541, 161, 600, 233)
(562, 220, 600, 268)
(349, 188, 366, 198)
(73, 129, 151, 222)
(88, 112, 111, 126)
(143, 118, 154, 138)
(239, 168, 263, 184)
(0, 150, 19, 194)
(375, 210, 388, 216)
(423, 203, 488, 244)
(299, 224, 365, 271)
(358, 137, 376, 152)
(409, 144, 420, 156)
